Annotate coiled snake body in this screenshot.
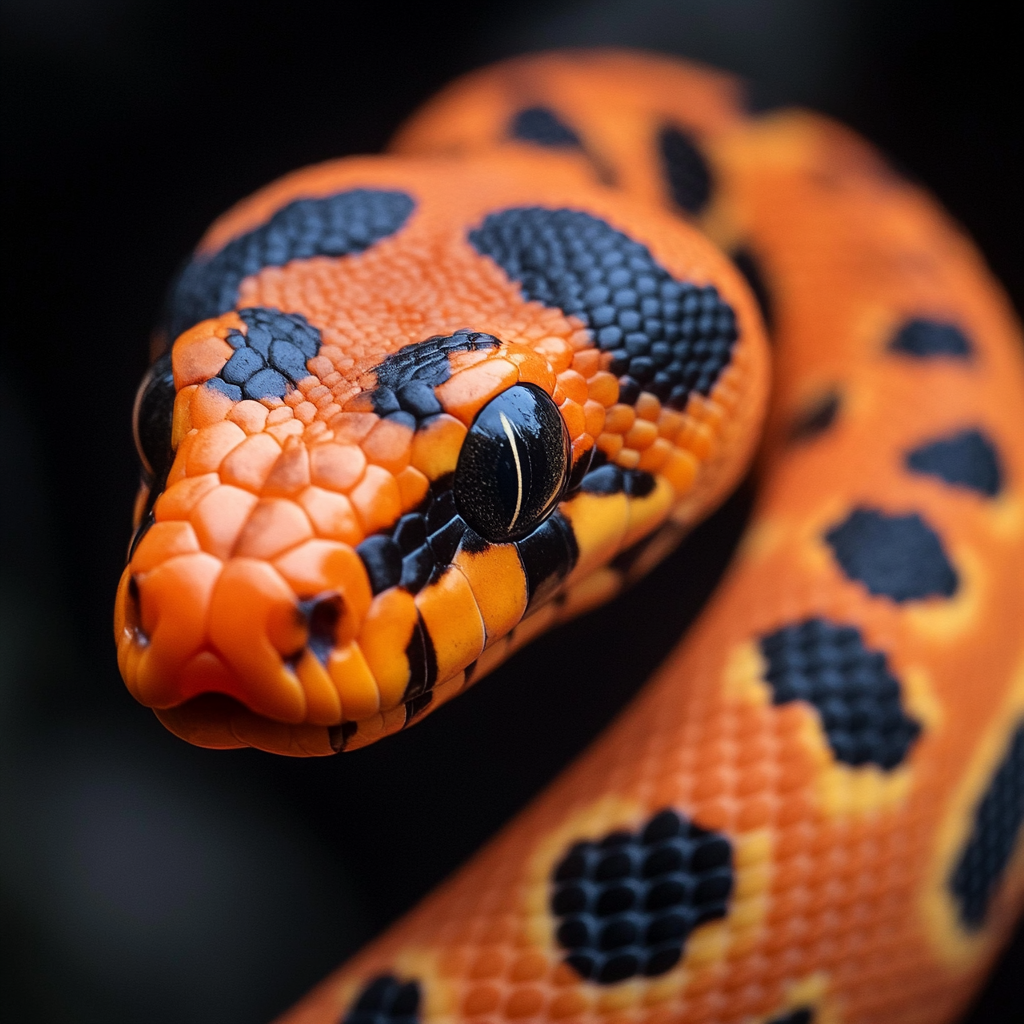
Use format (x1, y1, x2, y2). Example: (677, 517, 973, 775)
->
(114, 52, 1024, 1023)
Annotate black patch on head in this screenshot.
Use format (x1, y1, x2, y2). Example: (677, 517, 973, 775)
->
(789, 390, 841, 443)
(370, 330, 500, 405)
(578, 455, 656, 499)
(510, 106, 583, 148)
(906, 428, 1003, 497)
(210, 307, 322, 402)
(888, 318, 973, 359)
(551, 808, 733, 984)
(165, 188, 415, 341)
(825, 507, 958, 602)
(297, 593, 342, 667)
(760, 618, 921, 769)
(343, 974, 421, 1024)
(658, 124, 713, 216)
(730, 247, 773, 330)
(767, 1011, 814, 1024)
(950, 722, 1024, 929)
(468, 207, 738, 409)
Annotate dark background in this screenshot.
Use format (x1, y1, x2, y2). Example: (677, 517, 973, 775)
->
(1, 1, 1021, 1021)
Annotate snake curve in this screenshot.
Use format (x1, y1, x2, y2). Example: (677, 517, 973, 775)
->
(113, 51, 1024, 1024)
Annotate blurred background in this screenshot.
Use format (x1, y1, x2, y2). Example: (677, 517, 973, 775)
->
(1, 1, 1021, 1021)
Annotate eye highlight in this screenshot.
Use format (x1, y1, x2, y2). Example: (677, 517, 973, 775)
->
(132, 351, 176, 482)
(454, 383, 571, 543)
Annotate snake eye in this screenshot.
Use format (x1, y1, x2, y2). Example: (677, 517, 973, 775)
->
(454, 384, 571, 543)
(132, 352, 176, 482)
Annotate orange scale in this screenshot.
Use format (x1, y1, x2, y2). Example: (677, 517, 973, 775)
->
(410, 413, 467, 479)
(508, 350, 557, 393)
(349, 464, 403, 535)
(154, 472, 219, 522)
(571, 348, 601, 379)
(171, 386, 199, 448)
(637, 436, 673, 473)
(307, 355, 334, 379)
(396, 465, 430, 510)
(469, 950, 507, 980)
(267, 421, 304, 446)
(189, 485, 259, 560)
(294, 401, 317, 425)
(604, 403, 635, 434)
(330, 411, 377, 444)
(436, 358, 520, 426)
(533, 336, 574, 373)
(172, 323, 234, 387)
(310, 440, 367, 493)
(635, 392, 661, 421)
(267, 406, 294, 426)
(362, 416, 413, 474)
(583, 399, 607, 436)
(283, 389, 305, 409)
(233, 497, 314, 560)
(132, 552, 223, 708)
(463, 984, 502, 1018)
(559, 399, 587, 440)
(587, 370, 619, 407)
(189, 383, 234, 429)
(358, 588, 419, 710)
(504, 987, 545, 1019)
(736, 794, 775, 830)
(220, 432, 282, 492)
(263, 443, 312, 497)
(596, 433, 624, 460)
(207, 558, 307, 722)
(327, 642, 380, 721)
(298, 486, 361, 545)
(186, 420, 247, 475)
(228, 399, 270, 434)
(415, 566, 486, 684)
(131, 520, 200, 574)
(507, 952, 549, 983)
(623, 418, 658, 451)
(616, 447, 641, 470)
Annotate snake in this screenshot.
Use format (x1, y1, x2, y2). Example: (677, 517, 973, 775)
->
(113, 50, 1024, 1024)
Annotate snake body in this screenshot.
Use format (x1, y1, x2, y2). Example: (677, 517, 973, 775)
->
(114, 52, 1024, 1023)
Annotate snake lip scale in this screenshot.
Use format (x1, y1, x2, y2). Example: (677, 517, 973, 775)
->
(113, 50, 1024, 1024)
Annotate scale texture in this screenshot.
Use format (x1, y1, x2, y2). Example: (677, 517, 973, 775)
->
(112, 50, 1024, 1024)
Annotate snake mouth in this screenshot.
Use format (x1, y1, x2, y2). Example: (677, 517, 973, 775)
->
(154, 694, 341, 756)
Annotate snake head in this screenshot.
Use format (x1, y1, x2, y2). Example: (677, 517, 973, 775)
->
(113, 154, 768, 755)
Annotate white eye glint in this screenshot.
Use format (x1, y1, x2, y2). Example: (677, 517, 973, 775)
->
(499, 410, 524, 531)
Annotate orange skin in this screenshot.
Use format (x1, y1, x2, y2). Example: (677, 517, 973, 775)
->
(115, 52, 1024, 1024)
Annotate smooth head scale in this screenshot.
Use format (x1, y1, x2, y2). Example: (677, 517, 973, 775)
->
(114, 153, 768, 755)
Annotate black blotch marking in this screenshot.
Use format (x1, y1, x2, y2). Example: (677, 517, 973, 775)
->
(950, 722, 1024, 929)
(579, 453, 656, 499)
(468, 207, 738, 408)
(825, 507, 958, 602)
(510, 106, 583, 148)
(403, 613, 438, 707)
(454, 383, 571, 543)
(165, 189, 414, 341)
(552, 808, 733, 984)
(906, 428, 1003, 497)
(513, 510, 578, 610)
(658, 124, 713, 216)
(356, 535, 404, 596)
(730, 247, 773, 330)
(297, 593, 342, 667)
(760, 618, 921, 769)
(888, 318, 973, 359)
(214, 306, 322, 402)
(342, 973, 421, 1024)
(789, 390, 841, 443)
(329, 720, 358, 753)
(767, 1010, 814, 1024)
(368, 330, 500, 419)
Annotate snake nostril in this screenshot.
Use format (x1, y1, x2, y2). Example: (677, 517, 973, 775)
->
(125, 575, 148, 645)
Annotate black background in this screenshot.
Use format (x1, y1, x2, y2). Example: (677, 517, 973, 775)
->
(1, 1, 1021, 1021)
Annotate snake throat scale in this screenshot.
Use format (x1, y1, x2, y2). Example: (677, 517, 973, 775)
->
(113, 51, 1024, 1024)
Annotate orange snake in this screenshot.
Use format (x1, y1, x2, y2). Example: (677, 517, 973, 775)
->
(114, 51, 1024, 1024)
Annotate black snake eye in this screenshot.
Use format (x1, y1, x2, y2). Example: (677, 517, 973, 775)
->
(132, 351, 176, 482)
(454, 383, 571, 543)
